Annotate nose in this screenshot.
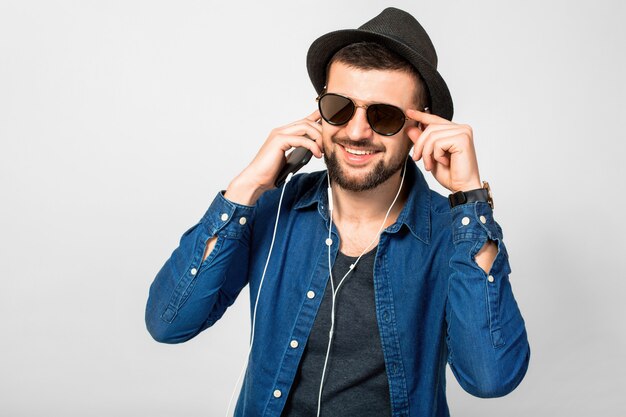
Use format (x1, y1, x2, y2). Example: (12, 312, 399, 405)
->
(344, 106, 372, 141)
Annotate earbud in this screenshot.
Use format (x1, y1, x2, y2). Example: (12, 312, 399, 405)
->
(326, 171, 334, 212)
(327, 187, 333, 211)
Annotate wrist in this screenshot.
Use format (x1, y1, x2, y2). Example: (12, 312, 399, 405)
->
(224, 175, 267, 206)
(452, 180, 482, 193)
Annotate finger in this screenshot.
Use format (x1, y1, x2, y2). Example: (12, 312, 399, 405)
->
(412, 124, 432, 162)
(302, 119, 323, 134)
(273, 134, 323, 158)
(285, 114, 323, 134)
(416, 123, 458, 133)
(305, 109, 321, 122)
(422, 138, 443, 171)
(276, 123, 322, 142)
(405, 124, 423, 147)
(433, 143, 450, 167)
(413, 127, 463, 171)
(421, 137, 434, 171)
(427, 129, 471, 170)
(284, 119, 322, 133)
(405, 108, 450, 125)
(301, 119, 325, 153)
(410, 123, 452, 154)
(413, 126, 466, 162)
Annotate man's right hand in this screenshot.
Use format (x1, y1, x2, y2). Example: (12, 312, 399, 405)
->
(224, 109, 324, 206)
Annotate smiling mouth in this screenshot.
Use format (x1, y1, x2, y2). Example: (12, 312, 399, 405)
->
(343, 146, 378, 155)
(337, 144, 382, 165)
(338, 142, 383, 153)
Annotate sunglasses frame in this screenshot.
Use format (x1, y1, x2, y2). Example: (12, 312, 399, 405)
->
(316, 92, 410, 136)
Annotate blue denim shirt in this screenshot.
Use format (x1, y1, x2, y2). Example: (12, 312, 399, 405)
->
(145, 162, 530, 417)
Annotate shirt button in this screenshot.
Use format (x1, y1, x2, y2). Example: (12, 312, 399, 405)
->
(488, 275, 495, 283)
(273, 389, 282, 398)
(307, 290, 315, 299)
(190, 268, 197, 276)
(461, 216, 470, 226)
(239, 217, 247, 225)
(220, 213, 229, 221)
(290, 340, 299, 348)
(480, 215, 487, 224)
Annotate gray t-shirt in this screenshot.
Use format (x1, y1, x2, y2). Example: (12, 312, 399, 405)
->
(281, 247, 392, 417)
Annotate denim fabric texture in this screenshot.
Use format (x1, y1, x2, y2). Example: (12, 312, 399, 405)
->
(145, 162, 530, 417)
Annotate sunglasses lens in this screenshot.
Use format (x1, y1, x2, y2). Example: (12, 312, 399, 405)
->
(368, 104, 405, 135)
(319, 94, 354, 125)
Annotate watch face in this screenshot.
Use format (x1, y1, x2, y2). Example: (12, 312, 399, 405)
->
(483, 181, 494, 209)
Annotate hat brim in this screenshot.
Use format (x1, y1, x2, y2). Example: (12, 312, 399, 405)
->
(306, 29, 453, 120)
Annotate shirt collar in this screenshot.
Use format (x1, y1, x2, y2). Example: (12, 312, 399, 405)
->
(293, 160, 431, 244)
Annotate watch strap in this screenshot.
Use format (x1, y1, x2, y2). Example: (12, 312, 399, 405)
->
(449, 187, 492, 209)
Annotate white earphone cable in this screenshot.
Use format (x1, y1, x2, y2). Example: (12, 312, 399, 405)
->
(316, 158, 408, 417)
(224, 172, 294, 417)
(224, 157, 409, 417)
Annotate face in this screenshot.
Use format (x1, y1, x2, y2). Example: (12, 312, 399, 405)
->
(321, 61, 419, 192)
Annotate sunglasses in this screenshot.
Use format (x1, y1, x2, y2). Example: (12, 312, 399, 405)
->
(317, 92, 411, 136)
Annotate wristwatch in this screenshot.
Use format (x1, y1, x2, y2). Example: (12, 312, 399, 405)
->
(448, 181, 494, 209)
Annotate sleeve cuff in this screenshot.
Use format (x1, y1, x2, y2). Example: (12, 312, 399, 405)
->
(451, 201, 503, 244)
(200, 191, 256, 239)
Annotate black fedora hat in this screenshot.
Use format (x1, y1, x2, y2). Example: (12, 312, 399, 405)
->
(306, 7, 453, 120)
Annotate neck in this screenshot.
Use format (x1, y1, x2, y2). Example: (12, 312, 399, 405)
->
(330, 168, 409, 226)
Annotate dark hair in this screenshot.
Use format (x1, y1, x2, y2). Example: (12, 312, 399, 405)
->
(325, 41, 430, 109)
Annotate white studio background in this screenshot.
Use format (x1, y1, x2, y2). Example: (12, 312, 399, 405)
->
(1, 1, 625, 416)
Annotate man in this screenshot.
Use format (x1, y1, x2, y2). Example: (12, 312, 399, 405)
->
(145, 7, 530, 417)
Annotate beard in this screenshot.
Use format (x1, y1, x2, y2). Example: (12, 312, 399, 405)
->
(324, 139, 410, 192)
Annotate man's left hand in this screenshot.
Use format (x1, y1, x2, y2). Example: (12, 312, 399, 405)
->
(406, 109, 482, 193)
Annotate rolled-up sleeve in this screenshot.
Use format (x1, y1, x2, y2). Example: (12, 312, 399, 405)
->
(145, 191, 255, 344)
(445, 201, 530, 397)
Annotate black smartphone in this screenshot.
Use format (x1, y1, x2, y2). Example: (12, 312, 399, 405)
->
(274, 147, 313, 188)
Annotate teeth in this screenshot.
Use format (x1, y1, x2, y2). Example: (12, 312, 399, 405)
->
(345, 147, 375, 155)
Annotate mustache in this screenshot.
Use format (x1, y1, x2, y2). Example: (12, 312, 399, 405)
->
(332, 137, 385, 152)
